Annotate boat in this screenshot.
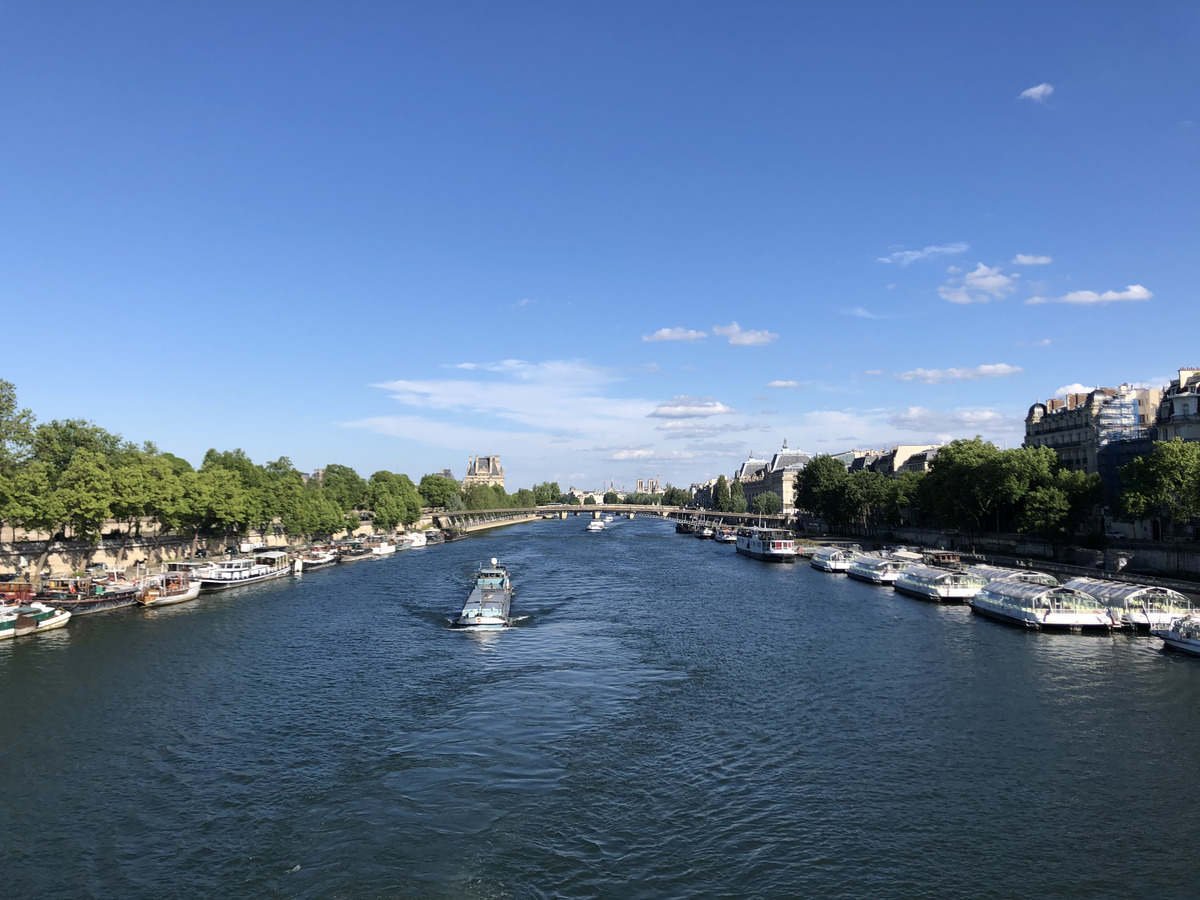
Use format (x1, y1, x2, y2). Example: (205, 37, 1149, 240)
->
(451, 558, 513, 628)
(894, 565, 988, 602)
(0, 577, 37, 606)
(366, 536, 397, 555)
(0, 601, 71, 638)
(39, 575, 142, 615)
(846, 555, 915, 584)
(442, 529, 468, 542)
(398, 531, 428, 550)
(424, 530, 445, 546)
(295, 546, 339, 571)
(603, 514, 614, 523)
(335, 539, 373, 562)
(137, 571, 202, 607)
(715, 528, 738, 544)
(1061, 577, 1193, 630)
(810, 546, 860, 573)
(1151, 614, 1200, 656)
(969, 580, 1115, 631)
(695, 525, 715, 539)
(675, 520, 696, 535)
(164, 560, 211, 583)
(586, 520, 606, 532)
(196, 550, 293, 592)
(924, 550, 963, 568)
(965, 565, 1058, 587)
(735, 527, 797, 562)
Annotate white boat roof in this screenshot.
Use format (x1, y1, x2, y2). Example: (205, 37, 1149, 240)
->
(1061, 577, 1191, 607)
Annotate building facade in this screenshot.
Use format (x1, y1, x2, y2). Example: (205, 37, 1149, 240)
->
(1024, 383, 1161, 474)
(1157, 367, 1200, 442)
(461, 455, 505, 490)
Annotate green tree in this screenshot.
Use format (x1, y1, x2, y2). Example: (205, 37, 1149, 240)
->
(513, 488, 536, 508)
(713, 475, 732, 512)
(418, 473, 461, 509)
(919, 437, 1007, 535)
(662, 486, 691, 507)
(323, 464, 369, 512)
(796, 455, 854, 527)
(751, 492, 782, 514)
(369, 471, 423, 527)
(583, 495, 597, 505)
(533, 481, 562, 505)
(1119, 439, 1200, 525)
(730, 481, 748, 514)
(604, 490, 620, 504)
(464, 482, 499, 511)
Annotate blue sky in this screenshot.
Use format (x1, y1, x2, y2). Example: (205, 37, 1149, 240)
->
(3, 2, 1197, 491)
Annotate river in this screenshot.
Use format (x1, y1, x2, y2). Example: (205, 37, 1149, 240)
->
(2, 516, 1196, 899)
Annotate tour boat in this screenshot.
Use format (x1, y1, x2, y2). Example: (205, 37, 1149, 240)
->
(894, 565, 988, 602)
(1151, 614, 1200, 656)
(586, 520, 606, 532)
(810, 546, 860, 573)
(966, 565, 1058, 587)
(136, 571, 202, 607)
(39, 575, 142, 615)
(735, 528, 796, 562)
(846, 555, 914, 584)
(0, 601, 71, 638)
(196, 550, 293, 592)
(969, 580, 1115, 631)
(1061, 577, 1193, 630)
(452, 558, 513, 628)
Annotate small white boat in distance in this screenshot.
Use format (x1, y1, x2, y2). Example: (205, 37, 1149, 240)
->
(847, 555, 913, 584)
(1152, 615, 1200, 656)
(894, 566, 988, 603)
(0, 602, 71, 638)
(969, 580, 1115, 631)
(586, 520, 605, 532)
(811, 546, 860, 573)
(1061, 577, 1193, 630)
(137, 571, 202, 607)
(452, 558, 513, 628)
(736, 528, 797, 562)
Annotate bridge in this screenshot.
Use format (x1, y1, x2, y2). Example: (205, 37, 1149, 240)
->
(430, 506, 791, 534)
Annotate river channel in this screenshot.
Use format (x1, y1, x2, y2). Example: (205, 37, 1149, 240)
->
(2, 516, 1197, 899)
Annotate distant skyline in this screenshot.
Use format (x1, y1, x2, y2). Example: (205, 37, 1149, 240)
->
(3, 3, 1197, 490)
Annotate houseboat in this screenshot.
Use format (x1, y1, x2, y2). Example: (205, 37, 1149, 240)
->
(966, 565, 1059, 587)
(137, 571, 202, 607)
(894, 565, 988, 603)
(39, 575, 141, 615)
(735, 528, 797, 562)
(196, 550, 293, 592)
(810, 546, 860, 573)
(452, 558, 513, 628)
(969, 580, 1115, 631)
(295, 546, 339, 572)
(1061, 577, 1193, 630)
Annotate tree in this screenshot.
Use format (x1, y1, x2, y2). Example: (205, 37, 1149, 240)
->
(730, 481, 748, 514)
(604, 490, 620, 504)
(513, 488, 536, 508)
(583, 495, 597, 505)
(662, 486, 691, 507)
(533, 482, 562, 505)
(323, 464, 369, 512)
(369, 471, 423, 527)
(1119, 439, 1200, 525)
(751, 492, 782, 514)
(796, 455, 854, 527)
(919, 437, 1007, 535)
(713, 475, 732, 512)
(418, 473, 461, 509)
(0, 379, 34, 477)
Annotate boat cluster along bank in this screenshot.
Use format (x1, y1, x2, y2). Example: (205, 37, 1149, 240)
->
(677, 520, 1200, 656)
(0, 528, 472, 641)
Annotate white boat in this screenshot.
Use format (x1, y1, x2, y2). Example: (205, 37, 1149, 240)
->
(969, 580, 1115, 630)
(398, 531, 428, 550)
(603, 514, 614, 523)
(586, 520, 606, 532)
(197, 550, 293, 592)
(894, 566, 988, 602)
(0, 601, 71, 638)
(810, 546, 860, 572)
(735, 528, 796, 562)
(695, 525, 715, 539)
(294, 547, 339, 571)
(966, 565, 1058, 587)
(715, 528, 738, 544)
(846, 555, 914, 584)
(452, 558, 513, 628)
(1061, 577, 1193, 630)
(367, 537, 397, 555)
(1151, 614, 1200, 656)
(137, 571, 202, 607)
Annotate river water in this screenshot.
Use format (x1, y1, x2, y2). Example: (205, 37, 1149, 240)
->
(3, 517, 1197, 899)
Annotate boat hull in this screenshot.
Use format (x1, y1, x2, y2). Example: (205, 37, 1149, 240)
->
(138, 582, 202, 607)
(198, 567, 292, 592)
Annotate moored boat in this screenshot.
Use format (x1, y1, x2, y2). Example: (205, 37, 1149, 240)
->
(715, 527, 738, 543)
(695, 525, 715, 539)
(137, 571, 202, 607)
(424, 529, 445, 546)
(0, 601, 71, 638)
(735, 528, 797, 562)
(1151, 614, 1200, 656)
(894, 565, 988, 602)
(969, 580, 1115, 631)
(966, 565, 1058, 587)
(810, 546, 860, 573)
(846, 555, 914, 584)
(1061, 577, 1193, 630)
(366, 536, 397, 555)
(0, 577, 37, 606)
(399, 531, 428, 550)
(39, 575, 141, 615)
(294, 546, 339, 572)
(335, 539, 373, 562)
(196, 550, 293, 592)
(452, 558, 513, 628)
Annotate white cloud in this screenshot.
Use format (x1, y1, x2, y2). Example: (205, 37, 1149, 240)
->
(1019, 83, 1054, 103)
(863, 370, 884, 377)
(514, 297, 535, 307)
(895, 363, 1023, 385)
(938, 262, 1018, 304)
(1012, 254, 1052, 265)
(1053, 383, 1094, 397)
(766, 380, 800, 388)
(712, 322, 778, 346)
(878, 242, 969, 265)
(642, 327, 707, 342)
(1025, 284, 1152, 305)
(1016, 338, 1052, 347)
(847, 307, 885, 319)
(648, 395, 735, 419)
(889, 406, 1016, 433)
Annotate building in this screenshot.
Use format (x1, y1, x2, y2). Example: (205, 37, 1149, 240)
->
(635, 476, 662, 495)
(461, 455, 505, 490)
(737, 440, 812, 512)
(1157, 367, 1200, 442)
(1025, 384, 1161, 476)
